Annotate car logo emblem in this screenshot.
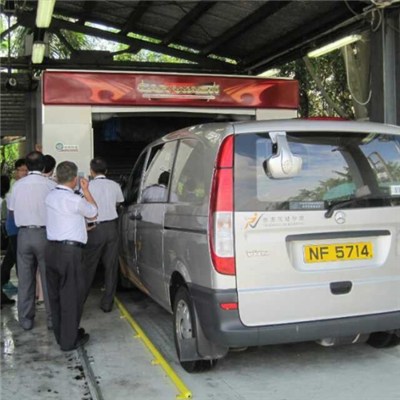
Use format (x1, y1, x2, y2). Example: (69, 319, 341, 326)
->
(334, 211, 346, 224)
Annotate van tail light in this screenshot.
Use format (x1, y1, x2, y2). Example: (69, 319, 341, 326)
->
(209, 135, 235, 275)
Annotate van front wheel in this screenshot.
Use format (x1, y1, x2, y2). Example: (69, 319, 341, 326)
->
(173, 286, 217, 373)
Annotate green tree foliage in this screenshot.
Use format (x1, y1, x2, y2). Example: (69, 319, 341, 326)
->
(49, 30, 91, 59)
(0, 142, 24, 177)
(0, 15, 27, 57)
(279, 51, 354, 119)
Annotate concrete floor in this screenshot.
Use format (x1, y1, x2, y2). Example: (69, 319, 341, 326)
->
(119, 290, 400, 400)
(2, 275, 400, 400)
(1, 278, 176, 400)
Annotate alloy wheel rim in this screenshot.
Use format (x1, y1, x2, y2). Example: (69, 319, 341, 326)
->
(176, 299, 192, 340)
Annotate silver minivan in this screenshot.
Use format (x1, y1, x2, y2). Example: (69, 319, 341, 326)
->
(118, 119, 400, 372)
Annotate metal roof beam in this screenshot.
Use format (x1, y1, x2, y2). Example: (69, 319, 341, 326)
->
(77, 1, 97, 25)
(241, 4, 364, 72)
(16, 11, 235, 70)
(120, 1, 153, 36)
(0, 20, 21, 41)
(54, 29, 77, 54)
(0, 56, 238, 74)
(200, 0, 291, 56)
(41, 5, 163, 42)
(162, 1, 217, 45)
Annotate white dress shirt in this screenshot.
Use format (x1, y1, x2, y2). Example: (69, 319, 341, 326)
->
(46, 185, 97, 244)
(46, 176, 57, 189)
(8, 171, 55, 227)
(142, 184, 168, 203)
(142, 184, 178, 203)
(88, 175, 124, 222)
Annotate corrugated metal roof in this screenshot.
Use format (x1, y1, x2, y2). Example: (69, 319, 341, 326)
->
(2, 0, 397, 74)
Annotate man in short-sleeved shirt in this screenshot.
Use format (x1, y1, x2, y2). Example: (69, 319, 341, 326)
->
(8, 151, 54, 330)
(45, 161, 97, 351)
(1, 159, 28, 307)
(83, 157, 124, 312)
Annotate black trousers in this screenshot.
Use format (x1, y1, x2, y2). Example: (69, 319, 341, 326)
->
(83, 220, 119, 309)
(46, 242, 86, 350)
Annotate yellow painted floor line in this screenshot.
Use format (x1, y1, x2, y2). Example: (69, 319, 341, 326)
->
(115, 297, 192, 399)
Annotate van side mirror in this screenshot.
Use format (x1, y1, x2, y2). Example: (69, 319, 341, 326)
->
(264, 131, 302, 179)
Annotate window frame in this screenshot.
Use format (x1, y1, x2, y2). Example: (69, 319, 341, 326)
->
(140, 140, 178, 204)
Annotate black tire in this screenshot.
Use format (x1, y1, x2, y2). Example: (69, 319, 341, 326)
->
(367, 332, 400, 348)
(173, 286, 218, 373)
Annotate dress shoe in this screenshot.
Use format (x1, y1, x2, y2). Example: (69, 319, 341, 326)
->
(77, 333, 90, 347)
(59, 328, 86, 347)
(78, 327, 86, 338)
(61, 333, 90, 351)
(100, 305, 112, 313)
(20, 320, 34, 331)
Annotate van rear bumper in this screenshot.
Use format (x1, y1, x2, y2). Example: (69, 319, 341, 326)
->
(189, 283, 400, 347)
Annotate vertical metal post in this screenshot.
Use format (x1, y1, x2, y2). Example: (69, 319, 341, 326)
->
(370, 8, 400, 125)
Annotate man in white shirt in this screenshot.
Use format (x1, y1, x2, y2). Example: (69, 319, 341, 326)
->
(46, 161, 97, 351)
(142, 171, 175, 203)
(43, 154, 56, 181)
(8, 151, 54, 330)
(83, 157, 124, 313)
(1, 159, 29, 306)
(36, 154, 57, 303)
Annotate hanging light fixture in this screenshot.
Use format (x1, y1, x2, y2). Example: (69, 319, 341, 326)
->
(307, 35, 362, 58)
(31, 42, 47, 64)
(36, 0, 56, 28)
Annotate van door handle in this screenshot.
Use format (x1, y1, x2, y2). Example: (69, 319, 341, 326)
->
(135, 213, 142, 221)
(330, 281, 352, 295)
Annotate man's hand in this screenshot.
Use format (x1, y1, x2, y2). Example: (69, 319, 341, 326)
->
(79, 177, 98, 214)
(80, 178, 89, 191)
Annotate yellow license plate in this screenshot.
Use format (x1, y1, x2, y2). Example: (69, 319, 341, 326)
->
(304, 242, 373, 263)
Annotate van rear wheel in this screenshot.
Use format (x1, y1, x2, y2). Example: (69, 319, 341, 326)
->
(367, 332, 400, 348)
(173, 286, 218, 373)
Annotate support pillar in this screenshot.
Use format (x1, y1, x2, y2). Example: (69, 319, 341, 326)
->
(369, 8, 400, 125)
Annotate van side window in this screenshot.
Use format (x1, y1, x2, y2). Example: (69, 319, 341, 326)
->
(170, 139, 206, 204)
(141, 141, 177, 203)
(125, 151, 147, 205)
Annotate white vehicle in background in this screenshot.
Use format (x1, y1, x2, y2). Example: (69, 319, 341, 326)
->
(119, 119, 400, 372)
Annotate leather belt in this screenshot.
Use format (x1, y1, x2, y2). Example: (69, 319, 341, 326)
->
(87, 219, 117, 227)
(20, 225, 45, 229)
(49, 240, 85, 248)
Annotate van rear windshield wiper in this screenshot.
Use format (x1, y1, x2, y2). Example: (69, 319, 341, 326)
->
(324, 195, 385, 218)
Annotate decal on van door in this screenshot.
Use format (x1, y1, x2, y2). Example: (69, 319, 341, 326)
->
(244, 213, 262, 230)
(243, 213, 306, 230)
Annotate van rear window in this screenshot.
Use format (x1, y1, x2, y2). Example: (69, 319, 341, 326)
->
(234, 131, 400, 212)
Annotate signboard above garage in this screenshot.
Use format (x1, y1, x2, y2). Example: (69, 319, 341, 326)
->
(43, 71, 299, 109)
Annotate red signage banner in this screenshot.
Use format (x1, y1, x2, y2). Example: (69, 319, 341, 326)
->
(43, 71, 299, 109)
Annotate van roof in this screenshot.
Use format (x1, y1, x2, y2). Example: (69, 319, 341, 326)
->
(231, 119, 400, 135)
(160, 119, 400, 147)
